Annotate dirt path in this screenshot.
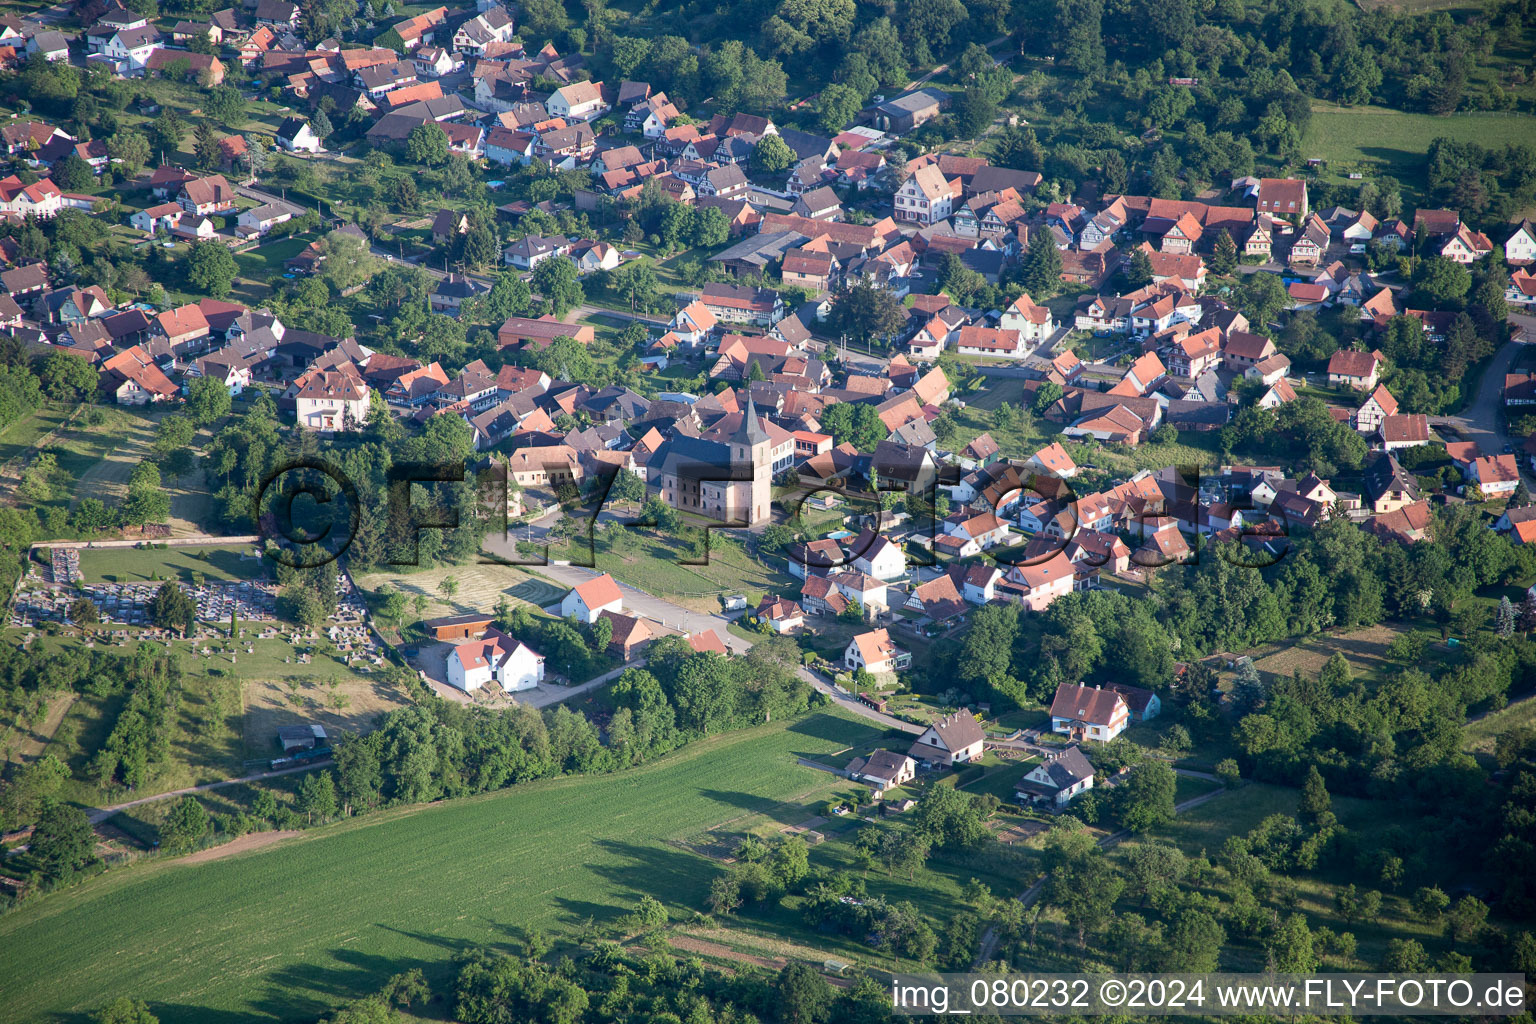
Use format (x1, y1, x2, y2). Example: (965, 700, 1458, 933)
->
(180, 829, 303, 865)
(670, 935, 787, 972)
(3, 691, 77, 765)
(87, 760, 332, 824)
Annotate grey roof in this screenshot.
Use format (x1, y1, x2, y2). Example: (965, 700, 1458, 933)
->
(793, 185, 841, 214)
(876, 87, 947, 117)
(777, 128, 836, 162)
(1024, 745, 1094, 790)
(1165, 399, 1230, 428)
(847, 748, 911, 783)
(1362, 450, 1419, 504)
(709, 230, 800, 269)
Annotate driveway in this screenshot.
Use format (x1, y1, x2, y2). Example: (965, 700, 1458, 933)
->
(1435, 330, 1528, 458)
(485, 557, 924, 734)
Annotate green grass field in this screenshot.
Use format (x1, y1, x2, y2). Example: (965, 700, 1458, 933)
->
(1463, 692, 1536, 755)
(1303, 106, 1536, 194)
(0, 710, 881, 1024)
(77, 544, 267, 584)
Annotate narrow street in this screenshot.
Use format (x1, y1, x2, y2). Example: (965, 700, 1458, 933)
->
(476, 547, 925, 734)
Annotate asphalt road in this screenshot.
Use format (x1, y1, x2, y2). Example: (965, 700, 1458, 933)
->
(474, 546, 924, 734)
(1436, 327, 1530, 458)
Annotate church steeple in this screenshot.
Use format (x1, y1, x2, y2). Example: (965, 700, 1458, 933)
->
(734, 395, 767, 447)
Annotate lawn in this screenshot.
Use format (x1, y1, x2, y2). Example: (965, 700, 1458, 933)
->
(354, 562, 549, 620)
(1219, 622, 1440, 692)
(1302, 105, 1536, 196)
(547, 531, 794, 613)
(1462, 692, 1536, 756)
(0, 710, 881, 1024)
(0, 403, 74, 472)
(77, 544, 267, 584)
(233, 233, 316, 280)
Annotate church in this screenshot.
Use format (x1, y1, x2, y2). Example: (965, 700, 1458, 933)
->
(649, 397, 778, 525)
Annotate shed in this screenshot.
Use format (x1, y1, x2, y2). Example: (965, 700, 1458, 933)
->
(276, 723, 327, 752)
(423, 613, 495, 640)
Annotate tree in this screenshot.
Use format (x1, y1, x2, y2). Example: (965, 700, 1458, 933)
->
(1116, 761, 1176, 832)
(532, 256, 584, 317)
(406, 122, 450, 166)
(38, 349, 98, 401)
(1022, 229, 1063, 298)
(1495, 595, 1516, 637)
(1270, 913, 1317, 972)
(458, 218, 498, 271)
(1413, 256, 1472, 307)
(91, 998, 159, 1024)
(1300, 764, 1332, 826)
(69, 596, 99, 631)
(309, 110, 333, 143)
(1032, 380, 1064, 415)
(752, 132, 794, 174)
(1125, 246, 1155, 288)
(149, 582, 197, 635)
(815, 81, 864, 134)
(533, 335, 598, 384)
(707, 873, 743, 915)
(1446, 895, 1488, 944)
(319, 229, 378, 292)
(776, 963, 832, 1024)
(108, 130, 151, 175)
(185, 375, 232, 426)
(1238, 269, 1290, 328)
(297, 770, 338, 822)
(1382, 938, 1430, 972)
(56, 153, 95, 191)
(1412, 885, 1450, 922)
(825, 279, 904, 348)
(1215, 758, 1241, 789)
(187, 240, 238, 298)
(161, 795, 209, 852)
(818, 402, 886, 451)
(1209, 229, 1238, 275)
(193, 121, 221, 170)
(29, 801, 99, 883)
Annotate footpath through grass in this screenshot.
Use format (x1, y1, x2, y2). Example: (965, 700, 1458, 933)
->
(0, 709, 880, 1024)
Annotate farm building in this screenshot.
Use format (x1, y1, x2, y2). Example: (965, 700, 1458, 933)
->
(424, 612, 495, 641)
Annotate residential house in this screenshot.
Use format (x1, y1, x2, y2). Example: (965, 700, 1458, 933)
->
(559, 573, 623, 622)
(1470, 454, 1521, 497)
(892, 164, 956, 226)
(99, 345, 177, 404)
(700, 283, 782, 326)
(1362, 451, 1420, 513)
(844, 628, 909, 674)
(1356, 384, 1398, 433)
(1015, 746, 1095, 807)
(600, 610, 654, 660)
(294, 368, 370, 431)
(997, 292, 1055, 346)
(755, 596, 805, 633)
(906, 709, 984, 767)
(1049, 682, 1130, 742)
(1002, 550, 1076, 612)
(547, 80, 607, 121)
(1506, 220, 1536, 266)
(447, 627, 544, 692)
(849, 529, 906, 581)
(846, 750, 916, 795)
(1328, 348, 1383, 390)
(1379, 414, 1430, 451)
